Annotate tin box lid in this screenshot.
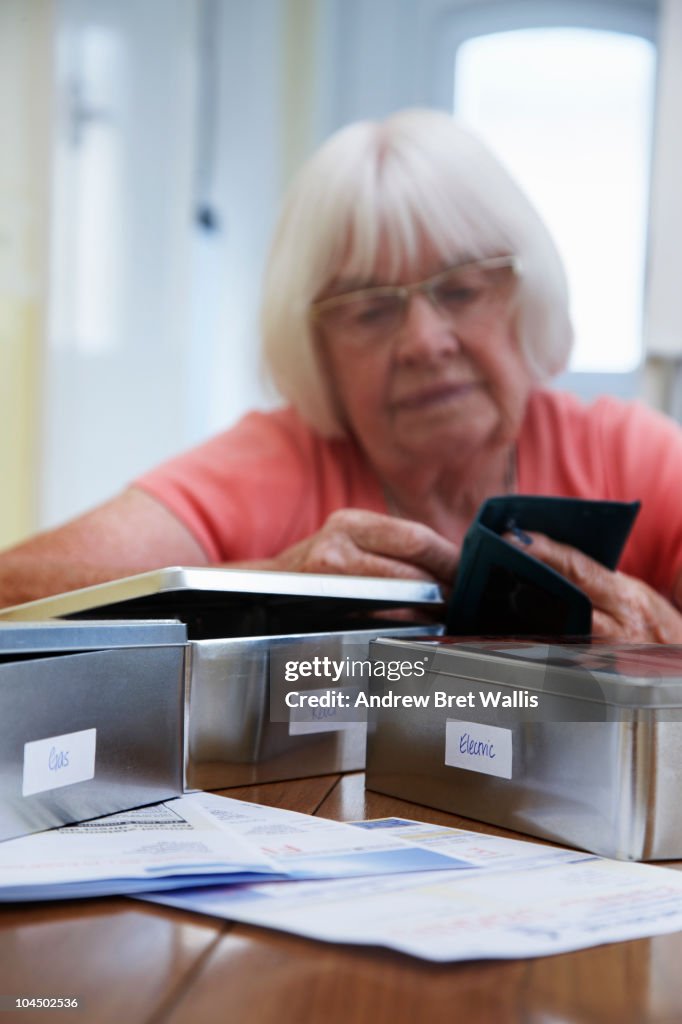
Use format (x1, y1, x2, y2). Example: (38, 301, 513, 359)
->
(0, 619, 187, 655)
(0, 567, 443, 639)
(372, 637, 682, 708)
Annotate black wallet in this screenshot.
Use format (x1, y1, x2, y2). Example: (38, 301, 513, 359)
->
(445, 496, 641, 637)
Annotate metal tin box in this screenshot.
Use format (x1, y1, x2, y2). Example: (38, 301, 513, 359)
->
(1, 568, 442, 789)
(366, 637, 682, 861)
(0, 620, 186, 841)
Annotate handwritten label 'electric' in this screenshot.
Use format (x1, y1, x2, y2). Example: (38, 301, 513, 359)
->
(22, 729, 97, 796)
(444, 719, 512, 779)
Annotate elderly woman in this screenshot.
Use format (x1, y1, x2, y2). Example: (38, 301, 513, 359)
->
(1, 109, 681, 641)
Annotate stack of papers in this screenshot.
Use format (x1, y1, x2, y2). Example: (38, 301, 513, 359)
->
(143, 817, 682, 960)
(3, 793, 682, 962)
(0, 793, 460, 901)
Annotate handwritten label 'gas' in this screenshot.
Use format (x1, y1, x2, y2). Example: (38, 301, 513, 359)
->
(23, 729, 97, 796)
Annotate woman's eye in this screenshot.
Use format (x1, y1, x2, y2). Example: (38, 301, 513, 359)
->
(436, 286, 478, 305)
(352, 301, 397, 325)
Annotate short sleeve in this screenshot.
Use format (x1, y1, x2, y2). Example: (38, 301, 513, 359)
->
(518, 390, 682, 598)
(133, 407, 384, 562)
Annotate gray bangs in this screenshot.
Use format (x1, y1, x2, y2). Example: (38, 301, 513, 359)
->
(334, 143, 515, 284)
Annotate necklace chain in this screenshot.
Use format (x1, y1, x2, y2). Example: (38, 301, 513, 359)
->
(504, 444, 517, 495)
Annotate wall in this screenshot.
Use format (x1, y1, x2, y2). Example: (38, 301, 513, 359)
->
(39, 0, 199, 530)
(643, 0, 682, 414)
(0, 0, 52, 547)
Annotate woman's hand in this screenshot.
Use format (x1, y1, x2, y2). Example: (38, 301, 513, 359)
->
(509, 531, 682, 643)
(266, 509, 459, 587)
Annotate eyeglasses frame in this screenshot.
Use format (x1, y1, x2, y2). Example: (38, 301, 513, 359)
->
(309, 254, 520, 323)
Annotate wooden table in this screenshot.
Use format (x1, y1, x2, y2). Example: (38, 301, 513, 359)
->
(2, 772, 682, 1024)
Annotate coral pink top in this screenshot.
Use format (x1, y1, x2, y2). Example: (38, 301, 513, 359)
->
(135, 389, 682, 597)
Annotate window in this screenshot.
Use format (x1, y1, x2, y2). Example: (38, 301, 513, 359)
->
(454, 27, 656, 375)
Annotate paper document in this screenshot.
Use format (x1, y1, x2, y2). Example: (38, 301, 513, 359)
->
(143, 817, 682, 962)
(0, 796, 458, 901)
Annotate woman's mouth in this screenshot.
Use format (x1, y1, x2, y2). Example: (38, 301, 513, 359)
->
(391, 381, 480, 411)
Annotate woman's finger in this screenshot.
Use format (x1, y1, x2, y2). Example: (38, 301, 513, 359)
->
(268, 509, 457, 587)
(591, 608, 625, 639)
(507, 530, 682, 642)
(327, 510, 459, 584)
(506, 531, 627, 618)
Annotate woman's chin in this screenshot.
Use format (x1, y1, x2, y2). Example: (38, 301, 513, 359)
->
(391, 401, 498, 457)
(392, 420, 494, 463)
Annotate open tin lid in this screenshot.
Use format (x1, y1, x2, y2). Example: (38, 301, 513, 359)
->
(0, 566, 443, 639)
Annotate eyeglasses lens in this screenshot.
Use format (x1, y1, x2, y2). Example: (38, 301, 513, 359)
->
(317, 260, 514, 342)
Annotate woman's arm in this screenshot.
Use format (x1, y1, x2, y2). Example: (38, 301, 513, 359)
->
(0, 496, 458, 610)
(0, 488, 208, 609)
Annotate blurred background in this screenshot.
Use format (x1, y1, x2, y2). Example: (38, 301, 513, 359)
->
(1, 0, 681, 550)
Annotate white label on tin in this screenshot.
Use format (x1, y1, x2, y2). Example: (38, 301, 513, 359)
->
(444, 719, 512, 779)
(22, 728, 97, 797)
(288, 687, 360, 736)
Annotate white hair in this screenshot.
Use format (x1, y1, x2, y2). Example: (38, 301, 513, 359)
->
(261, 107, 573, 437)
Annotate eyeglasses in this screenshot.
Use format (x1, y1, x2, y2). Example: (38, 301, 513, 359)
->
(310, 255, 519, 345)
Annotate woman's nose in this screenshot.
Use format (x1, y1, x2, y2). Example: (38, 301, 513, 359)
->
(393, 293, 461, 360)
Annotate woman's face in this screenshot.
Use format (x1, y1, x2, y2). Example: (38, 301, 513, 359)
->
(316, 246, 535, 472)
